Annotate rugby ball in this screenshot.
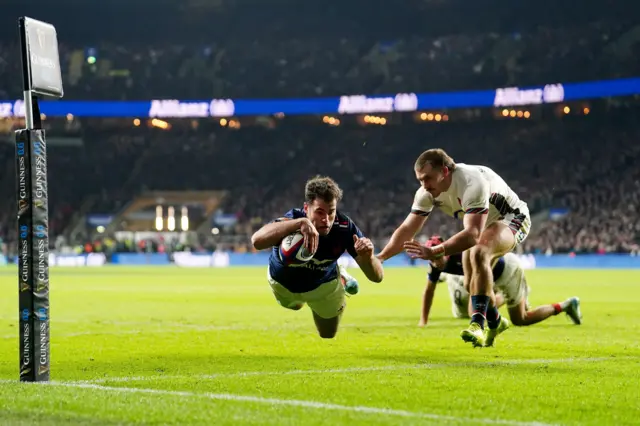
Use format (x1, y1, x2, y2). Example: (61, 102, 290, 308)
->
(279, 231, 315, 265)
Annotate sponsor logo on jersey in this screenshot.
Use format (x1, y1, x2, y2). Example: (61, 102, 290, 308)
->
(289, 257, 335, 271)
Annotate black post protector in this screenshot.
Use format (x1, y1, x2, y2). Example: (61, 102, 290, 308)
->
(16, 127, 50, 382)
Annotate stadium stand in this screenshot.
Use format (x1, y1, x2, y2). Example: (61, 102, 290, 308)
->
(0, 1, 639, 259)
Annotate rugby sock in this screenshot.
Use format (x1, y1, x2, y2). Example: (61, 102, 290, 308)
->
(486, 304, 501, 329)
(553, 299, 571, 315)
(470, 295, 489, 329)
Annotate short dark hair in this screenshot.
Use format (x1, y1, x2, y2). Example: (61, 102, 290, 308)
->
(414, 148, 456, 171)
(305, 175, 343, 204)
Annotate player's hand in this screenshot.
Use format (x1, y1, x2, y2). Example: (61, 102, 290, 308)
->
(403, 240, 441, 261)
(353, 235, 374, 258)
(299, 218, 319, 253)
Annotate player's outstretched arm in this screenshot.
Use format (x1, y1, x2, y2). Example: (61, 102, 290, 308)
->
(420, 258, 446, 326)
(377, 213, 428, 261)
(420, 278, 438, 327)
(404, 214, 486, 260)
(251, 218, 314, 251)
(353, 235, 384, 283)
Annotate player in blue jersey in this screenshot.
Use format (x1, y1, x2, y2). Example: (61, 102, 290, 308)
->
(251, 176, 384, 338)
(419, 235, 581, 346)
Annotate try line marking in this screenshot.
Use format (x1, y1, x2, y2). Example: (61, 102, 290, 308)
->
(4, 358, 631, 425)
(39, 381, 558, 426)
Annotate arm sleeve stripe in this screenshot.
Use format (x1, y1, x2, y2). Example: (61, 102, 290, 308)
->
(411, 209, 431, 217)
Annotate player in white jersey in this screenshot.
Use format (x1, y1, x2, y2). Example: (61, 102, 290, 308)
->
(420, 236, 509, 325)
(377, 148, 532, 347)
(426, 271, 508, 320)
(443, 274, 494, 319)
(421, 237, 581, 346)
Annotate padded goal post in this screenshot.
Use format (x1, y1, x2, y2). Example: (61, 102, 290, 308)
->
(16, 16, 63, 382)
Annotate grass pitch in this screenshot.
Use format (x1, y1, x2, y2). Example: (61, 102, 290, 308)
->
(0, 266, 639, 425)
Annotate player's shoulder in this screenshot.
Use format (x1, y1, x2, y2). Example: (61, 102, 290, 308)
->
(457, 163, 502, 180)
(414, 186, 433, 202)
(275, 207, 305, 221)
(454, 163, 484, 179)
(333, 210, 356, 230)
(453, 163, 495, 190)
(411, 187, 434, 215)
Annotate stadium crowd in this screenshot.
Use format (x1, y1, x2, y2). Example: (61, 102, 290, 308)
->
(0, 2, 639, 258)
(0, 17, 638, 100)
(1, 113, 639, 258)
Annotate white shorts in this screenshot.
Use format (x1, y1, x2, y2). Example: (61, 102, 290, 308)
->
(498, 206, 531, 249)
(446, 274, 470, 319)
(445, 267, 529, 317)
(494, 253, 528, 308)
(267, 268, 346, 319)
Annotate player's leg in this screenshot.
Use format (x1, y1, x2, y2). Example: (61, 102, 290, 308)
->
(267, 270, 305, 311)
(484, 258, 530, 347)
(508, 297, 582, 326)
(484, 264, 524, 347)
(447, 275, 470, 319)
(338, 265, 359, 296)
(465, 258, 504, 313)
(494, 264, 581, 330)
(461, 222, 515, 347)
(462, 249, 472, 294)
(524, 284, 531, 311)
(306, 277, 347, 339)
(462, 249, 485, 320)
(312, 311, 342, 339)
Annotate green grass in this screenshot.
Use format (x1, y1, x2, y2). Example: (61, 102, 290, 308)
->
(0, 266, 639, 425)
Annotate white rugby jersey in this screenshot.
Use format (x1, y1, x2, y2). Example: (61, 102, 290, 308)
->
(411, 163, 528, 226)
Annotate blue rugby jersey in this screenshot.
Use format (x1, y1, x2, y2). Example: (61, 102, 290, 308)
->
(268, 208, 364, 293)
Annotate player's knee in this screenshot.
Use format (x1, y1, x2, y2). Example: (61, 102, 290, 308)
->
(511, 315, 526, 326)
(469, 245, 492, 267)
(511, 312, 532, 326)
(318, 329, 337, 339)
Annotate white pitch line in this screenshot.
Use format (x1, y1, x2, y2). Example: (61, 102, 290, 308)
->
(79, 356, 621, 384)
(42, 381, 556, 426)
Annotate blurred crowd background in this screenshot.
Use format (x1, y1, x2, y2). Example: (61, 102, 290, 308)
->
(0, 0, 638, 259)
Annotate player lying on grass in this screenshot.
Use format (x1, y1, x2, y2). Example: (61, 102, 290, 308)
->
(421, 235, 582, 346)
(251, 175, 384, 339)
(377, 148, 533, 347)
(419, 235, 507, 326)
